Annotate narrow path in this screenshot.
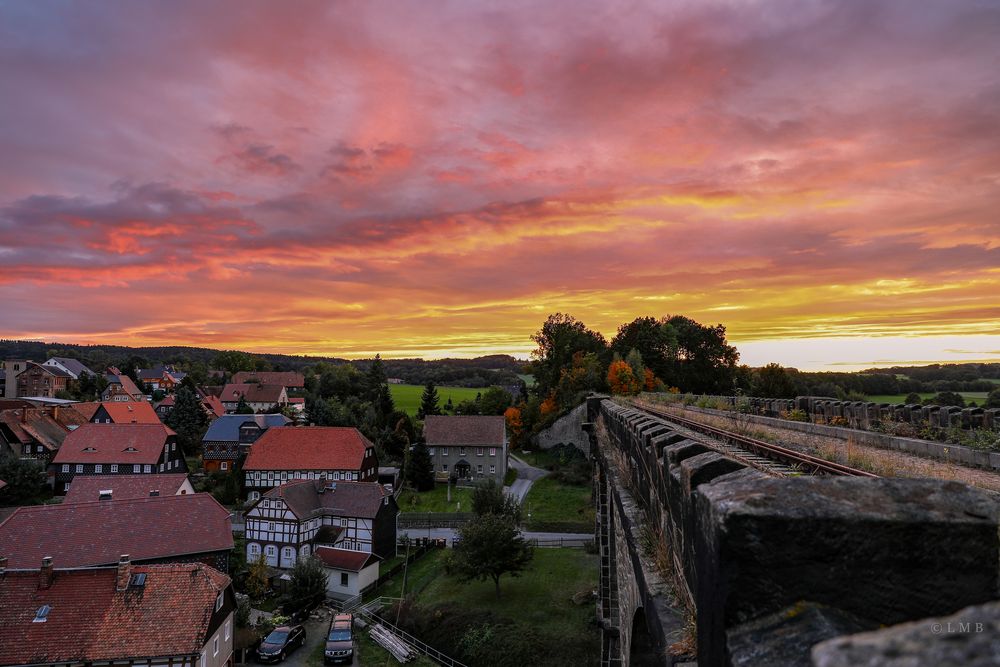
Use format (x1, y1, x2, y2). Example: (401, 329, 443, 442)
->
(504, 454, 548, 503)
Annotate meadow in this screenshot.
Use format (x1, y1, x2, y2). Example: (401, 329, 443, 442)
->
(389, 383, 484, 415)
(866, 392, 989, 405)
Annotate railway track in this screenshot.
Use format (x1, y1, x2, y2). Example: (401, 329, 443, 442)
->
(624, 399, 878, 478)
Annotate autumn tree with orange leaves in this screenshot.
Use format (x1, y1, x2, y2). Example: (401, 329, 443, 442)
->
(607, 360, 641, 395)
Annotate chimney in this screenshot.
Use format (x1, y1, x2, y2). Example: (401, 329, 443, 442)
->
(39, 556, 54, 589)
(116, 554, 131, 591)
(21, 407, 27, 424)
(53, 406, 59, 421)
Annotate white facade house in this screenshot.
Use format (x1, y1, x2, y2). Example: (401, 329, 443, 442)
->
(315, 546, 380, 600)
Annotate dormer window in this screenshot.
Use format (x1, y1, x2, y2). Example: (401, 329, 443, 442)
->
(215, 592, 224, 612)
(33, 605, 52, 623)
(124, 446, 137, 452)
(83, 447, 96, 452)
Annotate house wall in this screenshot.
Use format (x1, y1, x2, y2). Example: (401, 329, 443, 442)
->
(427, 440, 507, 483)
(324, 563, 378, 599)
(199, 609, 235, 667)
(244, 463, 378, 498)
(52, 440, 188, 493)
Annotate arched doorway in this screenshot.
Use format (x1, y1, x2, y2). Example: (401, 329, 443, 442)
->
(264, 545, 278, 567)
(455, 460, 471, 479)
(280, 546, 296, 568)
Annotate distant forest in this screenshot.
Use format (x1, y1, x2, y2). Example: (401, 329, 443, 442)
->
(0, 339, 526, 388)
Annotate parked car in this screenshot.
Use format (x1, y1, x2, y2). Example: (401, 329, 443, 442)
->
(324, 613, 355, 665)
(257, 625, 306, 663)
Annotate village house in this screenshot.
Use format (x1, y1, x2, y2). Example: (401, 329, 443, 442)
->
(243, 427, 379, 501)
(0, 557, 235, 667)
(62, 472, 195, 503)
(2, 360, 72, 399)
(219, 383, 288, 413)
(88, 400, 161, 424)
(230, 370, 305, 389)
(244, 478, 398, 569)
(315, 546, 381, 600)
(103, 367, 147, 402)
(155, 392, 227, 420)
(50, 423, 186, 494)
(422, 415, 509, 484)
(0, 492, 234, 571)
(137, 365, 188, 392)
(0, 406, 88, 461)
(43, 356, 97, 380)
(201, 413, 290, 474)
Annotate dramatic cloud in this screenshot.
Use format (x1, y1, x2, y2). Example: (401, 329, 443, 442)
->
(1, 0, 999, 369)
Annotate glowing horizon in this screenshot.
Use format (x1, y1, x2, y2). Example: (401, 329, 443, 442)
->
(1, 1, 999, 373)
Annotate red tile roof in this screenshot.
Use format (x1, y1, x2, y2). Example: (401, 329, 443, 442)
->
(0, 562, 230, 664)
(96, 401, 161, 424)
(53, 423, 175, 465)
(244, 427, 371, 471)
(68, 401, 101, 421)
(220, 383, 286, 404)
(423, 415, 506, 446)
(259, 479, 392, 519)
(202, 394, 226, 418)
(313, 546, 379, 571)
(63, 473, 192, 503)
(231, 371, 305, 388)
(0, 493, 233, 569)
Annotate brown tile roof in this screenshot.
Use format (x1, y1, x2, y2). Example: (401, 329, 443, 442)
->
(0, 493, 233, 569)
(96, 401, 161, 424)
(0, 562, 230, 664)
(202, 394, 226, 418)
(0, 409, 71, 451)
(108, 373, 145, 397)
(314, 546, 379, 571)
(63, 473, 191, 503)
(220, 383, 286, 404)
(244, 427, 371, 471)
(423, 415, 506, 446)
(258, 479, 392, 520)
(231, 371, 305, 388)
(53, 423, 174, 465)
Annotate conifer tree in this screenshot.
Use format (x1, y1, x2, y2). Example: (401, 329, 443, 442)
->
(165, 386, 210, 455)
(417, 381, 441, 419)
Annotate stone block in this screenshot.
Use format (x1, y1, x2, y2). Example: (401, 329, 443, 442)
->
(692, 477, 1000, 667)
(812, 600, 1000, 667)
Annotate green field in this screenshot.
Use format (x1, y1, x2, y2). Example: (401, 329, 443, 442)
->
(866, 392, 989, 405)
(396, 484, 474, 513)
(389, 384, 483, 416)
(517, 373, 536, 387)
(524, 477, 594, 527)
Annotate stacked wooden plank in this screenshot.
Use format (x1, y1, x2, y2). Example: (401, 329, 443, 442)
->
(370, 624, 418, 663)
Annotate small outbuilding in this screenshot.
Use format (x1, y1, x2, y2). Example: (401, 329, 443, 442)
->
(315, 546, 380, 600)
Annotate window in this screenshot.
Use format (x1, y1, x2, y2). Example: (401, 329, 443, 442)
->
(143, 465, 151, 473)
(489, 448, 497, 456)
(61, 464, 69, 473)
(159, 464, 163, 472)
(477, 465, 483, 474)
(442, 464, 448, 472)
(352, 472, 358, 480)
(220, 461, 229, 470)
(442, 448, 448, 457)
(95, 464, 102, 473)
(111, 464, 118, 473)
(213, 635, 219, 656)
(23, 445, 30, 455)
(477, 447, 484, 456)
(225, 620, 231, 641)
(490, 465, 496, 474)
(75, 464, 83, 473)
(215, 592, 224, 612)
(341, 518, 348, 527)
(428, 447, 435, 456)
(459, 447, 466, 456)
(341, 572, 349, 586)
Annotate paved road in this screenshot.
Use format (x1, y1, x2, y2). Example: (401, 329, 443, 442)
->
(400, 527, 592, 546)
(504, 454, 548, 503)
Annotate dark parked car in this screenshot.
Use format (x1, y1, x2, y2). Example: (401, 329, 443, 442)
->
(257, 625, 306, 663)
(324, 613, 354, 664)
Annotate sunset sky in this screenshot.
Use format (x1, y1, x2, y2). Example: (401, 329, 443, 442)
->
(1, 1, 999, 370)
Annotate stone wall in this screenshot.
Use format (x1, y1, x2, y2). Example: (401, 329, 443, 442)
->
(596, 399, 1000, 667)
(535, 401, 590, 455)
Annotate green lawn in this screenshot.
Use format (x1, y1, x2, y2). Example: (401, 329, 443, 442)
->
(414, 548, 599, 666)
(356, 629, 436, 667)
(515, 449, 563, 470)
(396, 484, 474, 513)
(517, 373, 536, 387)
(866, 392, 989, 404)
(377, 549, 448, 599)
(389, 384, 483, 416)
(524, 477, 595, 526)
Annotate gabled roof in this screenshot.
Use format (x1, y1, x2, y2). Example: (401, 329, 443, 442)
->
(71, 401, 102, 421)
(231, 371, 305, 388)
(0, 409, 70, 451)
(314, 546, 380, 571)
(46, 357, 95, 378)
(423, 415, 506, 446)
(203, 414, 291, 443)
(21, 361, 72, 379)
(53, 423, 174, 465)
(0, 493, 233, 569)
(0, 562, 229, 664)
(256, 479, 393, 520)
(106, 373, 144, 397)
(63, 473, 191, 503)
(202, 395, 226, 418)
(244, 427, 371, 471)
(220, 383, 286, 404)
(94, 401, 161, 424)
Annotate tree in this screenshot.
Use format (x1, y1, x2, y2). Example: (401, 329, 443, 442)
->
(928, 391, 965, 407)
(165, 386, 210, 455)
(752, 363, 797, 399)
(406, 441, 435, 491)
(417, 381, 441, 419)
(663, 315, 740, 393)
(607, 360, 640, 395)
(471, 479, 522, 523)
(288, 556, 329, 608)
(234, 394, 254, 414)
(625, 349, 646, 384)
(610, 316, 678, 382)
(504, 406, 525, 450)
(0, 457, 47, 506)
(985, 388, 1000, 409)
(246, 553, 270, 601)
(451, 513, 533, 598)
(478, 387, 513, 416)
(530, 314, 608, 396)
(905, 392, 923, 404)
(444, 397, 454, 413)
